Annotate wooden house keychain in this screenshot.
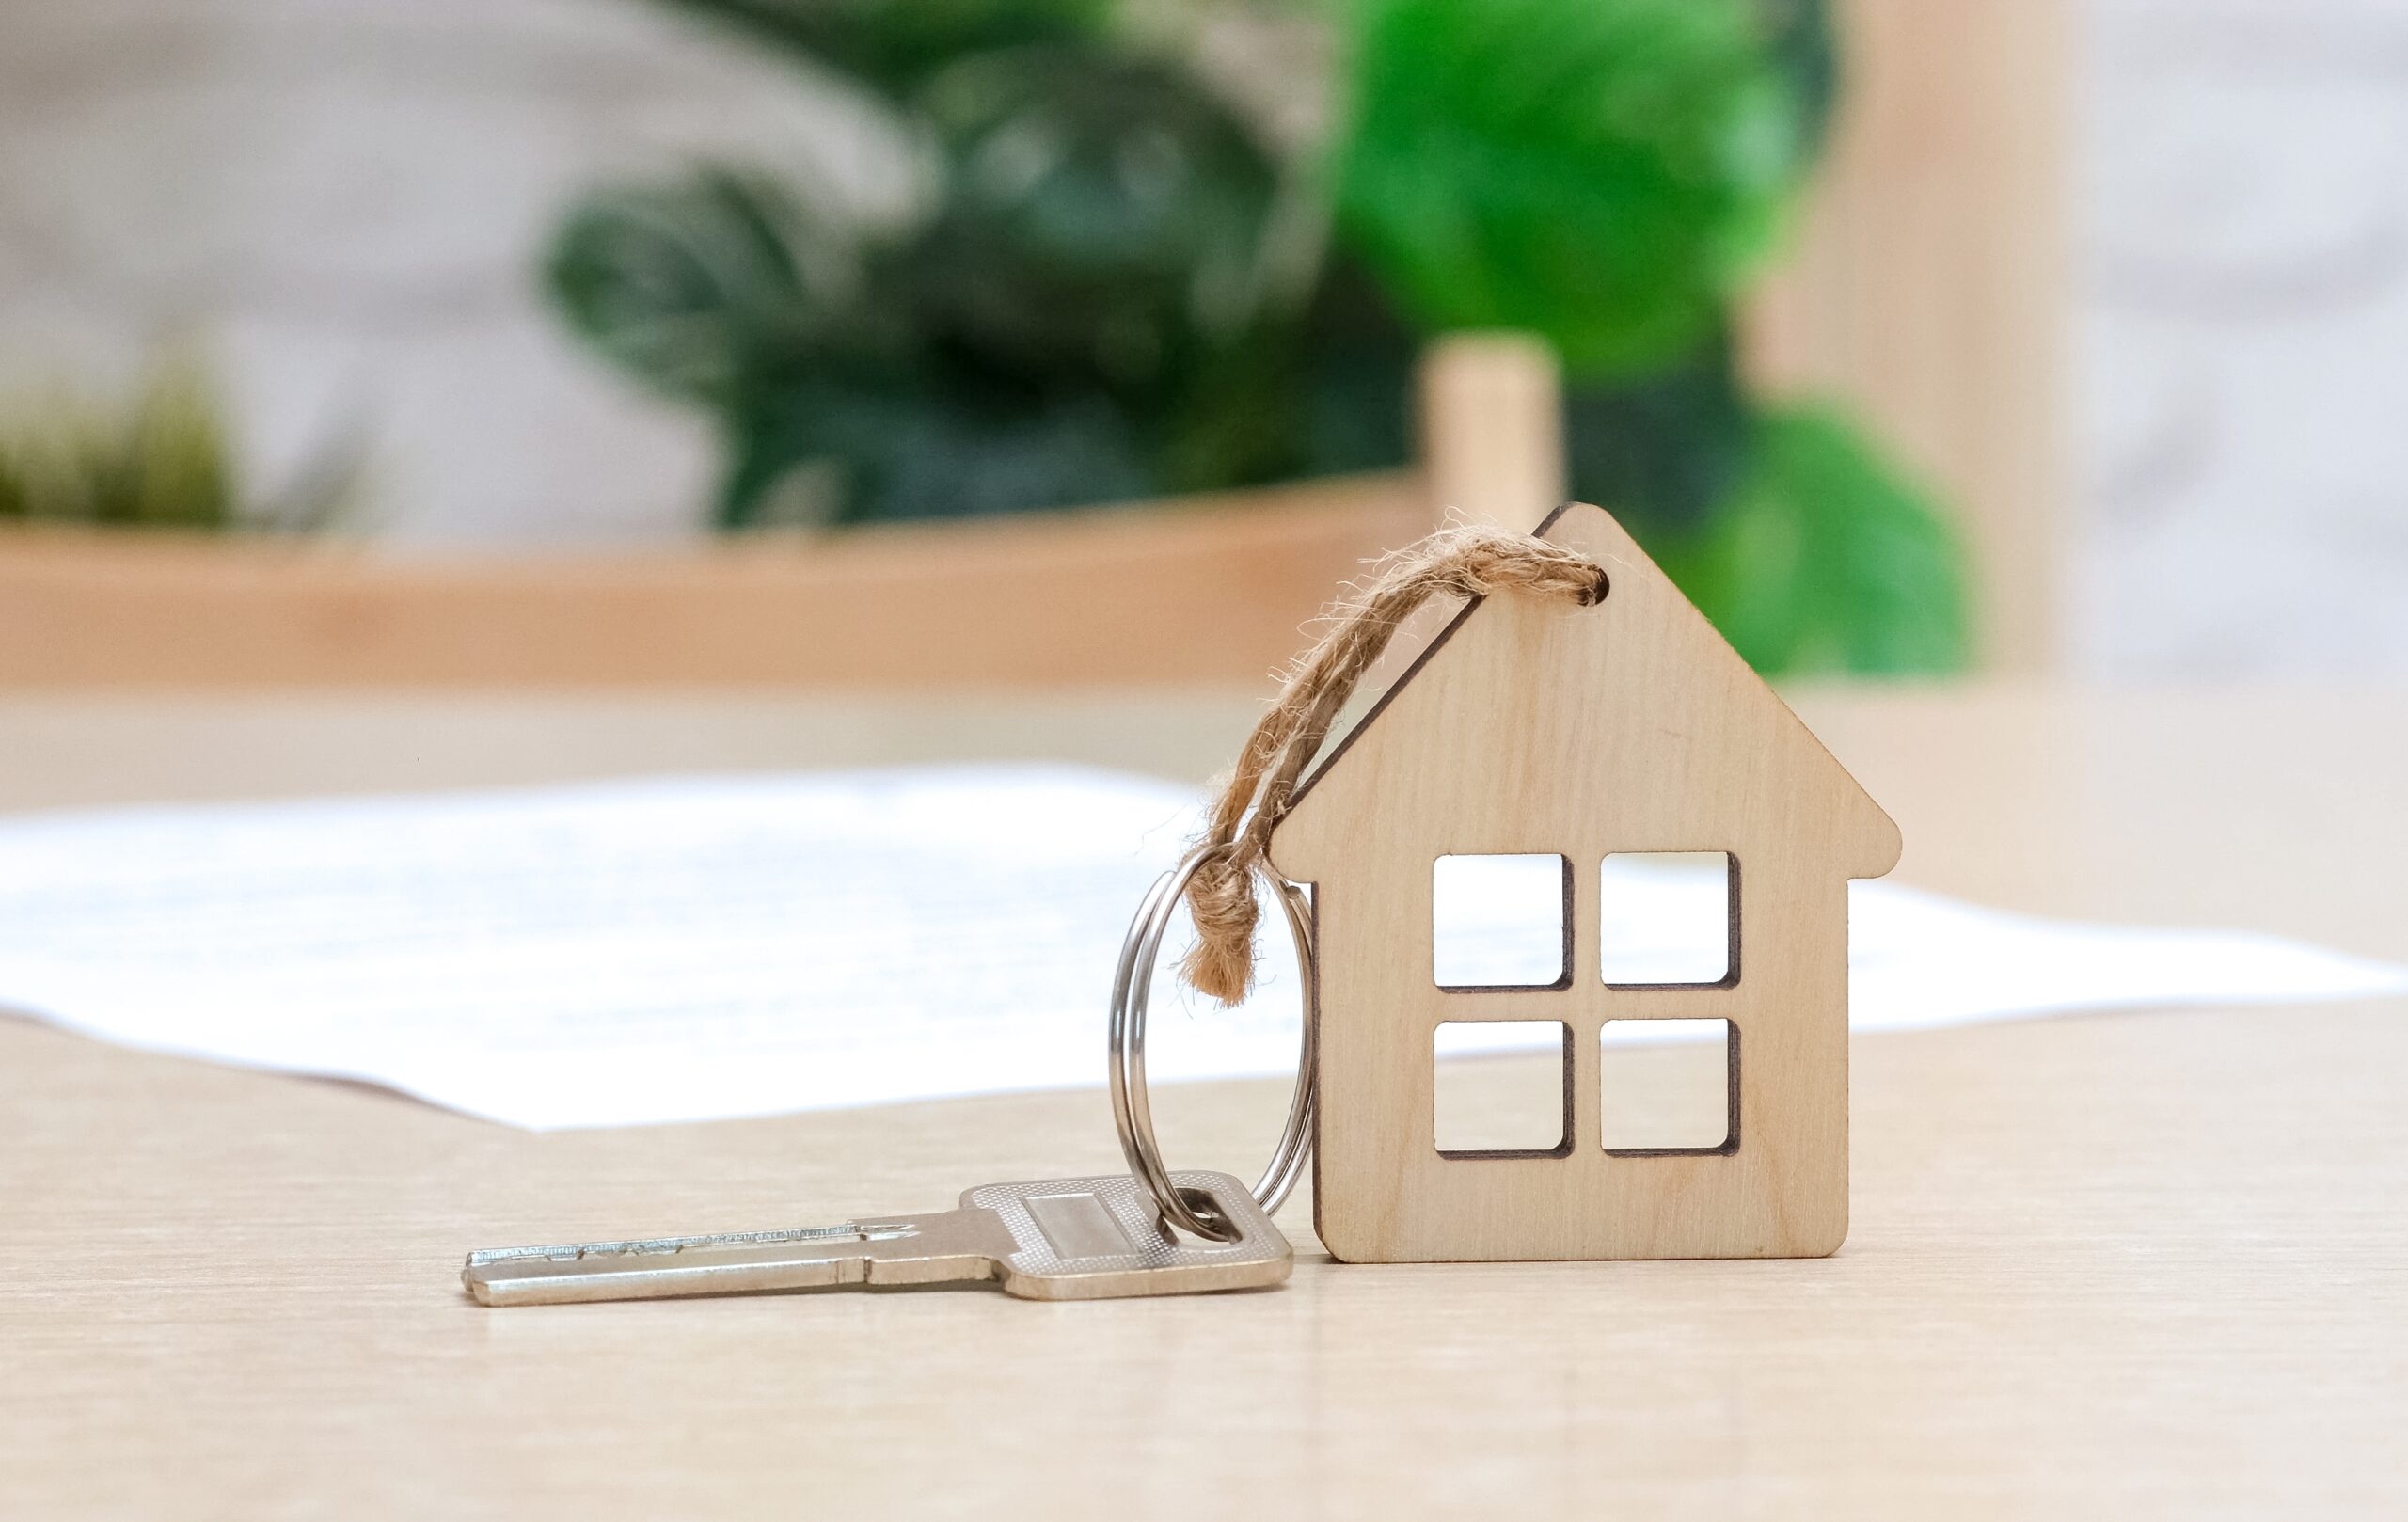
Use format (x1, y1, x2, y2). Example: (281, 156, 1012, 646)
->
(1110, 502, 1900, 1262)
(464, 501, 1895, 1303)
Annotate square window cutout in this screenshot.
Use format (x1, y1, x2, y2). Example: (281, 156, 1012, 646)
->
(1433, 854, 1570, 989)
(1599, 852, 1735, 986)
(1600, 1019, 1734, 1152)
(1434, 1021, 1571, 1155)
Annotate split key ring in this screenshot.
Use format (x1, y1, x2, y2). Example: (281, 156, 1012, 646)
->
(1107, 845, 1317, 1242)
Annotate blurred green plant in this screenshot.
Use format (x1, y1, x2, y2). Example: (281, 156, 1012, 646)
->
(0, 355, 363, 532)
(546, 0, 1965, 673)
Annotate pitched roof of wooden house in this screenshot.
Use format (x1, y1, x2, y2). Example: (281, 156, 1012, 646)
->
(1268, 502, 1901, 884)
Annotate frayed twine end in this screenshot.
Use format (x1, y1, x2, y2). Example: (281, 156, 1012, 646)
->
(1176, 853, 1260, 1006)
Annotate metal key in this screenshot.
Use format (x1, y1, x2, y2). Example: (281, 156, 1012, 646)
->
(462, 1170, 1289, 1306)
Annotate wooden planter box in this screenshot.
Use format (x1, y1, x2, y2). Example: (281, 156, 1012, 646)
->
(0, 341, 1555, 690)
(0, 474, 1434, 689)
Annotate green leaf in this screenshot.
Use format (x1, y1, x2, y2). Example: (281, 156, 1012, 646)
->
(1755, 0, 1837, 164)
(1674, 405, 1969, 674)
(1562, 326, 1751, 537)
(905, 45, 1290, 392)
(546, 168, 883, 406)
(122, 359, 239, 528)
(0, 355, 241, 530)
(1335, 0, 1814, 375)
(716, 354, 1168, 527)
(1286, 254, 1417, 478)
(649, 0, 1114, 95)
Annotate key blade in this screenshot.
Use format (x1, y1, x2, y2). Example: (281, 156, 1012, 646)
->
(462, 1174, 1294, 1306)
(462, 1210, 1006, 1306)
(968, 1171, 1291, 1301)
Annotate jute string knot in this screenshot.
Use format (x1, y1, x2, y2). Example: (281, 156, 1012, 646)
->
(1180, 522, 1610, 1005)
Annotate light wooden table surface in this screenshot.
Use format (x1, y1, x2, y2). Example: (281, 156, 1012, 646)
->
(3, 684, 2402, 1518)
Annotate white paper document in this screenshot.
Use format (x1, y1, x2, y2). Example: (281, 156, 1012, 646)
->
(0, 766, 2400, 1130)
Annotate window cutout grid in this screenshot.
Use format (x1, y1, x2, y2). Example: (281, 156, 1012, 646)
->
(1599, 851, 1736, 987)
(1434, 1021, 1573, 1158)
(1600, 1019, 1735, 1154)
(1432, 853, 1572, 991)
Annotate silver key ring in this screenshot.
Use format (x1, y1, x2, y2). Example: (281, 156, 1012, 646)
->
(1108, 844, 1316, 1242)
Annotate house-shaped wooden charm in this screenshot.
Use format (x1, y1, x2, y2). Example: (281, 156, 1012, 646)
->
(1268, 502, 1901, 1261)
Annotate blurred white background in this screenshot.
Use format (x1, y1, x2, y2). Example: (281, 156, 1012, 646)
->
(3, 0, 2405, 673)
(2081, 0, 2408, 675)
(0, 0, 901, 547)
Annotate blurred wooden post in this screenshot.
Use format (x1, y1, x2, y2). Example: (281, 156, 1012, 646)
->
(1418, 335, 1565, 532)
(1745, 0, 2069, 673)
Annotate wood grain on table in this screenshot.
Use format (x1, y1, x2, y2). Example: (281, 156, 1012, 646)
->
(2, 685, 2401, 1518)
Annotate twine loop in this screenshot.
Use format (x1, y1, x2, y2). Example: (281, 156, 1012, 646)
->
(1179, 521, 1609, 1004)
